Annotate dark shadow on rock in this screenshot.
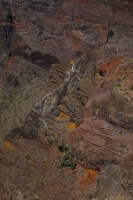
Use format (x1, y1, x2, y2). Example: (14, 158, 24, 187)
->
(30, 51, 60, 68)
(14, 48, 60, 69)
(5, 127, 24, 139)
(6, 124, 38, 139)
(7, 74, 20, 88)
(99, 69, 106, 76)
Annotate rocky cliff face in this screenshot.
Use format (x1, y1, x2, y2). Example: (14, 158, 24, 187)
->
(0, 0, 133, 200)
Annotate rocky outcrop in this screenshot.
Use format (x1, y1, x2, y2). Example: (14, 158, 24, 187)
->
(0, 0, 133, 199)
(94, 153, 133, 199)
(1, 0, 132, 165)
(66, 65, 133, 167)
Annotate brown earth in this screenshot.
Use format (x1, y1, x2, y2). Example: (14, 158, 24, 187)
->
(0, 0, 133, 200)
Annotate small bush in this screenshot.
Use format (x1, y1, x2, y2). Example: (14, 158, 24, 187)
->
(47, 139, 53, 146)
(116, 83, 121, 87)
(130, 85, 133, 90)
(120, 144, 126, 148)
(24, 7, 27, 11)
(58, 142, 76, 170)
(86, 192, 93, 199)
(61, 149, 76, 170)
(58, 142, 68, 152)
(106, 30, 114, 42)
(25, 154, 31, 160)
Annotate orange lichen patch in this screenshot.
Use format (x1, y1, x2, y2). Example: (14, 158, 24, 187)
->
(98, 57, 125, 74)
(67, 122, 76, 130)
(57, 112, 70, 121)
(80, 169, 99, 188)
(4, 141, 15, 152)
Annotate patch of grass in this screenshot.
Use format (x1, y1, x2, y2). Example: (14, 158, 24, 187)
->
(58, 142, 68, 152)
(47, 139, 53, 146)
(0, 182, 3, 189)
(61, 153, 76, 170)
(78, 136, 84, 142)
(24, 7, 27, 11)
(25, 154, 31, 160)
(105, 196, 132, 200)
(106, 30, 114, 42)
(58, 142, 77, 170)
(105, 140, 109, 144)
(86, 192, 93, 199)
(116, 83, 122, 87)
(130, 85, 133, 90)
(120, 144, 126, 148)
(23, 194, 28, 198)
(61, 149, 76, 170)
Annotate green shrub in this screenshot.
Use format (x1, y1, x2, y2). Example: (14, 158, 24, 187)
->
(61, 149, 76, 170)
(47, 139, 53, 146)
(116, 83, 121, 87)
(24, 7, 27, 11)
(58, 142, 68, 152)
(25, 154, 31, 160)
(130, 85, 133, 90)
(86, 192, 93, 199)
(119, 131, 122, 135)
(106, 30, 114, 42)
(120, 144, 126, 148)
(58, 142, 76, 170)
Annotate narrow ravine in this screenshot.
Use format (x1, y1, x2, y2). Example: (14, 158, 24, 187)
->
(32, 58, 82, 138)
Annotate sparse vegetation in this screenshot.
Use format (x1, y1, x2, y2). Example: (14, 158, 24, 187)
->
(116, 83, 121, 87)
(0, 182, 3, 189)
(24, 7, 27, 11)
(105, 196, 132, 200)
(120, 144, 126, 148)
(106, 30, 114, 42)
(119, 131, 122, 135)
(58, 142, 68, 152)
(61, 151, 77, 170)
(47, 139, 53, 146)
(130, 85, 133, 90)
(86, 192, 94, 199)
(25, 154, 31, 160)
(58, 143, 77, 170)
(78, 136, 84, 142)
(10, 196, 13, 200)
